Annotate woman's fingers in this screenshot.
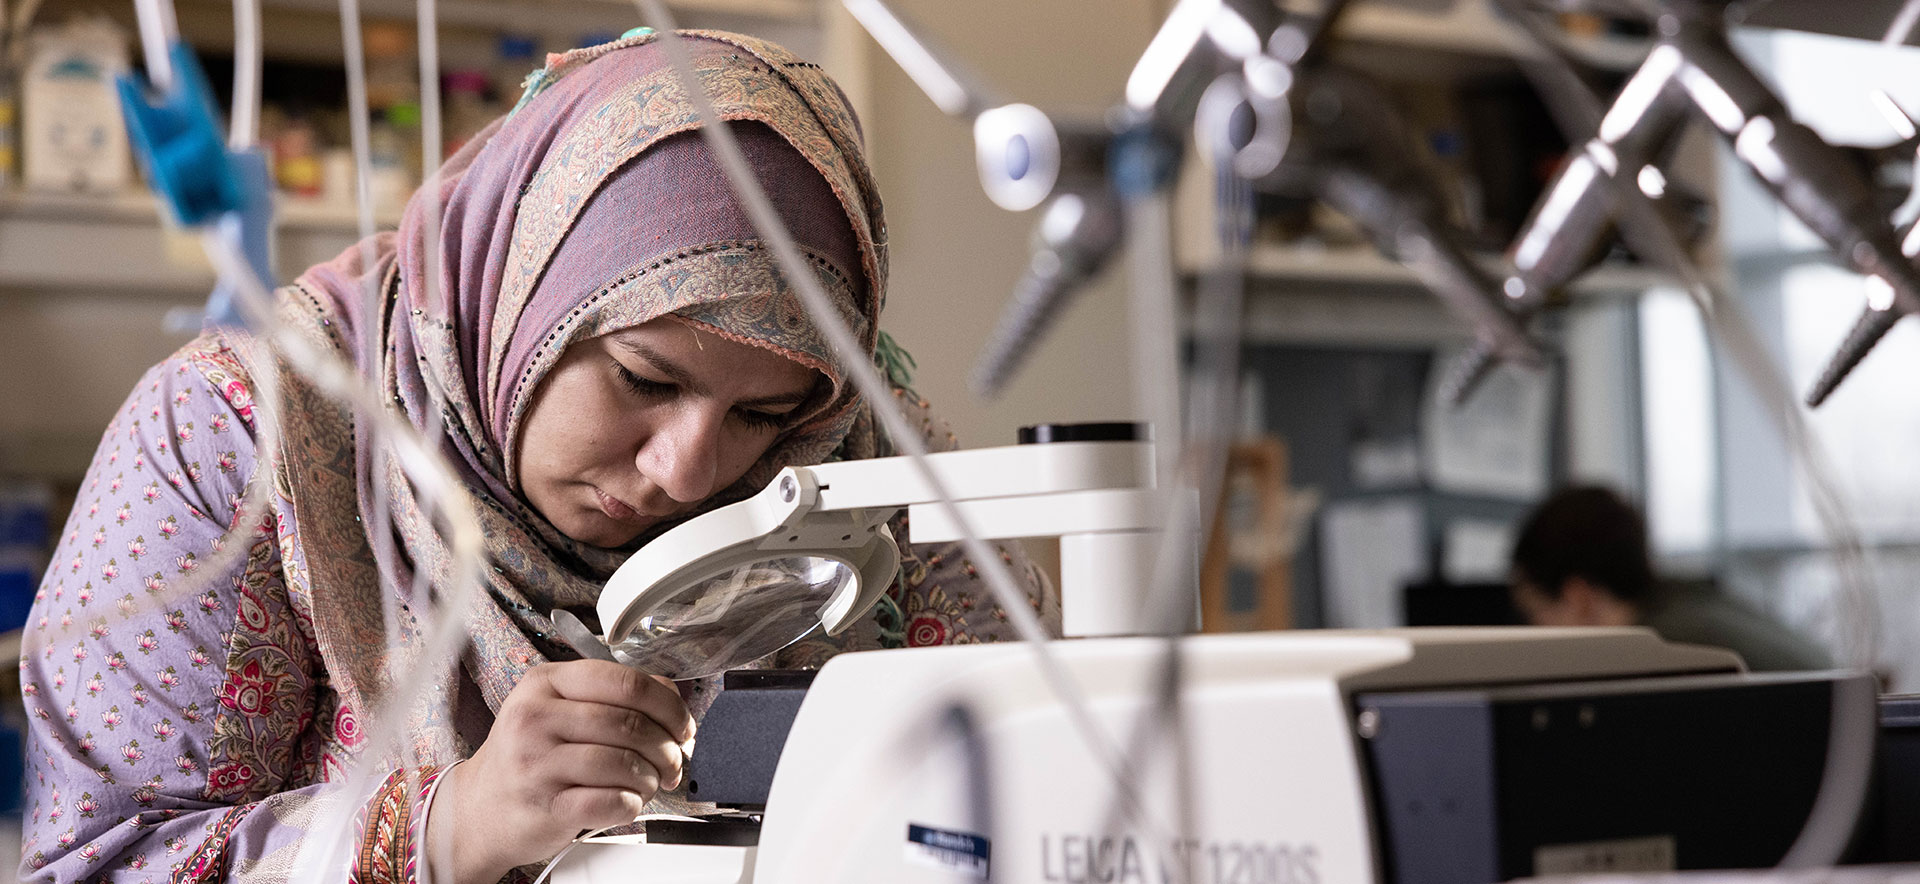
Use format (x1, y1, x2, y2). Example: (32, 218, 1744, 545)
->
(541, 661, 696, 744)
(541, 737, 675, 795)
(549, 785, 650, 832)
(453, 661, 695, 875)
(549, 707, 683, 791)
(550, 699, 663, 747)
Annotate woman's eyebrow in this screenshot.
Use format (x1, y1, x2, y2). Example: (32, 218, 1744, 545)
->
(616, 339, 700, 389)
(614, 338, 813, 407)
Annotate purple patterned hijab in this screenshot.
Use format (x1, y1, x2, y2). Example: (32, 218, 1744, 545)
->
(264, 30, 886, 759)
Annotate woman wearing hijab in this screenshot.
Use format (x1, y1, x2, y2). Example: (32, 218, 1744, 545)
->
(20, 31, 1057, 883)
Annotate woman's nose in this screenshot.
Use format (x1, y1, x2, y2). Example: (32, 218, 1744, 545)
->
(637, 407, 723, 504)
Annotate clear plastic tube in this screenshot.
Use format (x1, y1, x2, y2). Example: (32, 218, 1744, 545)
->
(1885, 0, 1920, 47)
(333, 0, 414, 765)
(1097, 161, 1259, 853)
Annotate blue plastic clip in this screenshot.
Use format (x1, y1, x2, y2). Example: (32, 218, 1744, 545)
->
(117, 42, 273, 329)
(116, 43, 243, 227)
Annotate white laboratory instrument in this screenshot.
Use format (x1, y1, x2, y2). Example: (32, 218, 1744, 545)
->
(561, 423, 1876, 884)
(550, 627, 1874, 884)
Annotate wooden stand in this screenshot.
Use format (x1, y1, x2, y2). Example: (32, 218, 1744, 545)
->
(1199, 437, 1296, 632)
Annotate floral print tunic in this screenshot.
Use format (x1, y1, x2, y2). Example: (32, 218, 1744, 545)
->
(19, 337, 1059, 884)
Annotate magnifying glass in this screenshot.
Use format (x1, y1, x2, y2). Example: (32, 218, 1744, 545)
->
(594, 430, 1161, 678)
(596, 467, 901, 681)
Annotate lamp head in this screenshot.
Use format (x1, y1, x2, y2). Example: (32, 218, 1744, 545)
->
(596, 466, 900, 680)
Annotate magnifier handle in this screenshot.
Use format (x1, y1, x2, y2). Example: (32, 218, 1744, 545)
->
(552, 609, 619, 663)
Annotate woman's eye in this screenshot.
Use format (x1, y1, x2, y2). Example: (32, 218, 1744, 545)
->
(612, 361, 674, 397)
(734, 409, 787, 431)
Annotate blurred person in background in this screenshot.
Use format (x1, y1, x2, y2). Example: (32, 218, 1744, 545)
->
(1509, 485, 1829, 672)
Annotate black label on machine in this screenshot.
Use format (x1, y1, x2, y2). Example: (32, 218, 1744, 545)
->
(906, 823, 991, 879)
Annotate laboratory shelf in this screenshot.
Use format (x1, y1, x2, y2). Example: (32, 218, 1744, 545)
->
(1305, 0, 1653, 72)
(0, 189, 392, 294)
(0, 189, 407, 483)
(1219, 242, 1671, 297)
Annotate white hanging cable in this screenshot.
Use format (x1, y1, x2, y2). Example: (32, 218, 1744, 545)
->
(294, 0, 493, 877)
(229, 0, 261, 148)
(1093, 162, 1260, 867)
(338, 0, 380, 250)
(411, 0, 453, 816)
(417, 0, 443, 309)
(334, 0, 412, 722)
(131, 0, 178, 91)
(622, 9, 1173, 839)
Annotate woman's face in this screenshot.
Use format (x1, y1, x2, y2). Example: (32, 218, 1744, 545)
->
(517, 317, 821, 548)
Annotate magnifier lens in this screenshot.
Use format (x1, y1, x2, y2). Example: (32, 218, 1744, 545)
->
(607, 555, 858, 680)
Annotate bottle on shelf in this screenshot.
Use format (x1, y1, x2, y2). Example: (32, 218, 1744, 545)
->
(362, 21, 418, 113)
(20, 16, 133, 195)
(0, 66, 17, 191)
(271, 111, 325, 199)
(363, 20, 422, 203)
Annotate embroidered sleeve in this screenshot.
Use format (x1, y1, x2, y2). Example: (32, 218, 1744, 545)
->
(348, 766, 444, 884)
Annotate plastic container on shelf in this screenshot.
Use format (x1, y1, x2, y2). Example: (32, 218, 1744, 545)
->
(272, 112, 324, 198)
(20, 16, 133, 194)
(320, 147, 355, 210)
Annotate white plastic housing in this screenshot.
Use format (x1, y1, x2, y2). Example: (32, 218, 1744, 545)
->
(552, 628, 1746, 884)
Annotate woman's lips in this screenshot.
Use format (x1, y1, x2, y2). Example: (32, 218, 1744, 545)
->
(593, 487, 647, 523)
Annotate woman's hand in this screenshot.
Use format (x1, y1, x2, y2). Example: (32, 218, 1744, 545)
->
(427, 660, 694, 884)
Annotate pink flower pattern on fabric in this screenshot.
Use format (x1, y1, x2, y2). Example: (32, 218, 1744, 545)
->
(335, 706, 363, 748)
(216, 660, 278, 717)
